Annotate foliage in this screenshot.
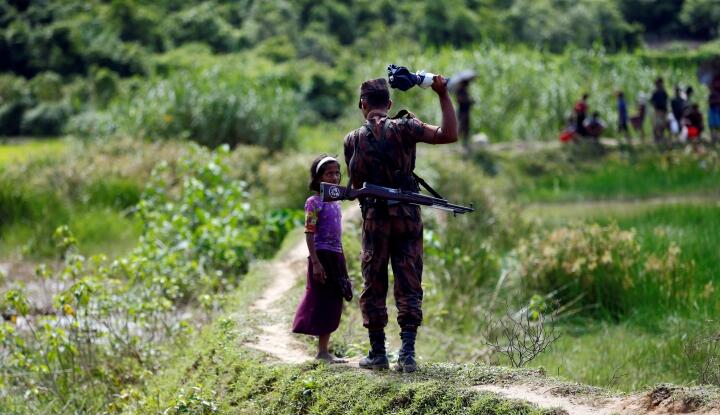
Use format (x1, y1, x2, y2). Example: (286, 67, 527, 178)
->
(685, 319, 720, 386)
(87, 69, 298, 149)
(137, 144, 301, 298)
(19, 102, 71, 136)
(510, 147, 720, 202)
(420, 153, 524, 322)
(512, 223, 695, 317)
(680, 0, 720, 39)
(131, 265, 555, 415)
(0, 145, 301, 412)
(2, 0, 718, 139)
(505, 0, 641, 53)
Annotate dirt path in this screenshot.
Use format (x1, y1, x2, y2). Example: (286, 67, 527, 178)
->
(245, 234, 312, 363)
(242, 204, 716, 415)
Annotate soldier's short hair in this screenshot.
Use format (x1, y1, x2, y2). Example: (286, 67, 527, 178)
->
(359, 78, 390, 109)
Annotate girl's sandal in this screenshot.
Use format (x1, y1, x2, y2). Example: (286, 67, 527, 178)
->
(316, 354, 347, 364)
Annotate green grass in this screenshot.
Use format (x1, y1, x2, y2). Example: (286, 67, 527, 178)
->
(530, 315, 714, 392)
(133, 224, 718, 413)
(0, 208, 142, 259)
(530, 203, 720, 313)
(609, 204, 720, 294)
(0, 138, 67, 166)
(131, 243, 566, 415)
(513, 150, 720, 203)
(518, 203, 720, 391)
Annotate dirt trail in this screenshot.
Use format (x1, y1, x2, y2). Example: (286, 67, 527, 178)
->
(245, 234, 312, 363)
(242, 204, 715, 415)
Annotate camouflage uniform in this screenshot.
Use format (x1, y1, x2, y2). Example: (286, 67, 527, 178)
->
(344, 80, 433, 332)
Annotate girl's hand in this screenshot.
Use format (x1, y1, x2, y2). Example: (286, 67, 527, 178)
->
(312, 260, 326, 284)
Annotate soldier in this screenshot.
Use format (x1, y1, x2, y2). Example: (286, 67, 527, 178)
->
(344, 76, 457, 373)
(455, 79, 474, 152)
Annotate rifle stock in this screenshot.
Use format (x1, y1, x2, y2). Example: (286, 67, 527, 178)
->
(320, 182, 474, 214)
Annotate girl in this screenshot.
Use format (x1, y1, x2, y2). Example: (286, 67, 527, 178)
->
(292, 155, 350, 363)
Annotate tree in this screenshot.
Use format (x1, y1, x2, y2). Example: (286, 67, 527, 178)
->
(680, 0, 720, 39)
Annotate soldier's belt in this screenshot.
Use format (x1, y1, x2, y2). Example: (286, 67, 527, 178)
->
(320, 182, 474, 215)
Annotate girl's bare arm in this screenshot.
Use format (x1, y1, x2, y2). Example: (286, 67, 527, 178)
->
(306, 233, 326, 283)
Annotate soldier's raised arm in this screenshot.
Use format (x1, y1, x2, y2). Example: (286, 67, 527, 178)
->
(417, 75, 458, 144)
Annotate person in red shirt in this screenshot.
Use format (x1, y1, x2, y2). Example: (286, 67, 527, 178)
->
(574, 93, 589, 136)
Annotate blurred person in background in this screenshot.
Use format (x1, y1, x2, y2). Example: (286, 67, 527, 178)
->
(650, 77, 669, 146)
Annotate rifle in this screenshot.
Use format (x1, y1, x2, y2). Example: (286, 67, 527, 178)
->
(320, 182, 474, 215)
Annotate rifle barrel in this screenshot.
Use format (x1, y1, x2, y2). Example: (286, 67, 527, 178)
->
(320, 182, 474, 214)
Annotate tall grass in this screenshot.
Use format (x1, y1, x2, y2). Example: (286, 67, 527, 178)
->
(0, 138, 67, 166)
(530, 316, 714, 392)
(512, 148, 720, 202)
(600, 204, 720, 313)
(69, 68, 299, 150)
(517, 202, 720, 390)
(351, 45, 706, 142)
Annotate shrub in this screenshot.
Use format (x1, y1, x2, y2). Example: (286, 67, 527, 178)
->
(258, 151, 312, 210)
(0, 145, 301, 412)
(113, 69, 298, 149)
(19, 102, 71, 136)
(419, 154, 522, 330)
(512, 223, 695, 317)
(91, 67, 119, 107)
(28, 71, 63, 102)
(163, 2, 239, 53)
(64, 110, 118, 138)
(0, 74, 33, 135)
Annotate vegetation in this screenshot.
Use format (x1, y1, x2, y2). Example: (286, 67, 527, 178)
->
(510, 147, 720, 202)
(132, 250, 580, 415)
(2, 0, 720, 412)
(0, 145, 302, 413)
(3, 0, 720, 143)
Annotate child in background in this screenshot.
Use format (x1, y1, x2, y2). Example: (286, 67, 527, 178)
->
(292, 155, 351, 363)
(616, 91, 630, 143)
(630, 93, 647, 143)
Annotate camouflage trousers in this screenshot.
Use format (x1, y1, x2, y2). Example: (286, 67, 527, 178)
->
(359, 213, 423, 331)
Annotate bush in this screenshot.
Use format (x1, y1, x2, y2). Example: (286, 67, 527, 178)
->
(113, 69, 298, 149)
(65, 110, 118, 138)
(0, 74, 33, 136)
(20, 102, 71, 136)
(512, 223, 695, 317)
(163, 2, 240, 52)
(0, 145, 301, 412)
(28, 71, 63, 102)
(91, 67, 119, 107)
(418, 154, 522, 331)
(258, 152, 313, 210)
(680, 0, 720, 39)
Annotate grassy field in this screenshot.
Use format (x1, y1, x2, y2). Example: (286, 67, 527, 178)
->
(509, 148, 720, 203)
(522, 202, 720, 391)
(0, 138, 67, 166)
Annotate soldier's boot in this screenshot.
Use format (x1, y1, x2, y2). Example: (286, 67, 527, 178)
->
(359, 329, 389, 370)
(395, 330, 417, 373)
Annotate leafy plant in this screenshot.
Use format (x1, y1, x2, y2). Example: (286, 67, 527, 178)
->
(0, 144, 301, 413)
(512, 223, 695, 317)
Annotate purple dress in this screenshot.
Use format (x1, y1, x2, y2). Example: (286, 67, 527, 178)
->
(292, 195, 346, 336)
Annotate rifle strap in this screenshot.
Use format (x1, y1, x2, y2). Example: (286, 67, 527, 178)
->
(413, 172, 445, 200)
(358, 115, 445, 201)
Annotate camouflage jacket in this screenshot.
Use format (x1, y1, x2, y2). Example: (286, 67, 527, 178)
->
(344, 110, 428, 217)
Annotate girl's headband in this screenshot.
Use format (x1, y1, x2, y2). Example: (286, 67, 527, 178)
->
(316, 156, 338, 174)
